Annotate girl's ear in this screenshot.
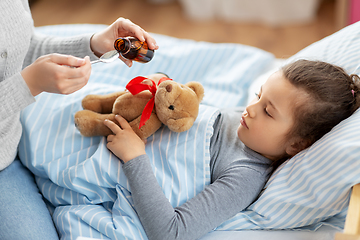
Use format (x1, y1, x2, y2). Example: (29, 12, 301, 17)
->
(285, 138, 310, 157)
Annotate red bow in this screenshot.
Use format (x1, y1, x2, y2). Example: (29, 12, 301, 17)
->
(126, 76, 172, 129)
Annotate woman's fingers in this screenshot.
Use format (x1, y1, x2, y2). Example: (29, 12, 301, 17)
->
(50, 53, 88, 67)
(115, 18, 158, 50)
(21, 54, 91, 96)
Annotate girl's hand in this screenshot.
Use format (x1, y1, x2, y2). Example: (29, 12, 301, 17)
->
(90, 17, 159, 67)
(21, 53, 91, 96)
(104, 115, 146, 163)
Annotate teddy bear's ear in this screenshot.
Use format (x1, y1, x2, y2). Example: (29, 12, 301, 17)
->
(186, 82, 204, 102)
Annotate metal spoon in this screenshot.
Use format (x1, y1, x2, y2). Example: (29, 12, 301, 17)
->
(90, 50, 119, 64)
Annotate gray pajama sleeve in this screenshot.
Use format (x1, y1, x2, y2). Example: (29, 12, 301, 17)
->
(122, 154, 269, 240)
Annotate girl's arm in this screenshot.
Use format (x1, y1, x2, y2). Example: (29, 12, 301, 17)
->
(104, 115, 268, 240)
(123, 154, 266, 240)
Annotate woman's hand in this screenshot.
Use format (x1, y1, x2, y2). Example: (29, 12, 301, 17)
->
(104, 115, 146, 163)
(90, 17, 159, 67)
(21, 53, 91, 96)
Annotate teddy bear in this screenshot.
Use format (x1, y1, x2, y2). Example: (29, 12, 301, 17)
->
(74, 73, 205, 139)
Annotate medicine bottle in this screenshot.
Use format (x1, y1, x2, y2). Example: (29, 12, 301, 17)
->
(114, 37, 154, 63)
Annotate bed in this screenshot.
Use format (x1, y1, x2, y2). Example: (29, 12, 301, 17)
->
(18, 21, 360, 240)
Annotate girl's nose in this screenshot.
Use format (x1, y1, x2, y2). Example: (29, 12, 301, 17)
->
(245, 102, 257, 118)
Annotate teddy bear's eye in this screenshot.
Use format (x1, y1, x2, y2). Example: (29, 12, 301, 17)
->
(168, 105, 175, 110)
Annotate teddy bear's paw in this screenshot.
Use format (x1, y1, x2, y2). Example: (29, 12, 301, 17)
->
(166, 117, 195, 133)
(74, 110, 114, 137)
(81, 95, 104, 113)
(74, 110, 96, 137)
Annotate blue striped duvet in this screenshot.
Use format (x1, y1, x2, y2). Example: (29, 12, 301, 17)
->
(20, 86, 220, 239)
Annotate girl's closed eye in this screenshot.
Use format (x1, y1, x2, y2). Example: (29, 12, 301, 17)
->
(264, 107, 272, 117)
(255, 92, 272, 117)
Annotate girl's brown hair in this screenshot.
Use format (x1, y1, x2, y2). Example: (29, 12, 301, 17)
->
(282, 59, 360, 152)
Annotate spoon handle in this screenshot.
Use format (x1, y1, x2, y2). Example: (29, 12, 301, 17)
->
(90, 59, 101, 64)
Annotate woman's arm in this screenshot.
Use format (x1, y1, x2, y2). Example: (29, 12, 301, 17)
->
(22, 18, 159, 96)
(23, 31, 97, 68)
(24, 18, 158, 68)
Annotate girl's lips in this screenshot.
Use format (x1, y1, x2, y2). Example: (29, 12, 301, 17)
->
(240, 116, 248, 129)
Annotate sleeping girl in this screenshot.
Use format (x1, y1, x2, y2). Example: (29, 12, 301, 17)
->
(103, 59, 360, 240)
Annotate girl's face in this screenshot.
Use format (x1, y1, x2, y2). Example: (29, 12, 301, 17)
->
(237, 71, 308, 161)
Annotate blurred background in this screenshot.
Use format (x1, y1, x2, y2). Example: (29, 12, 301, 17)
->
(29, 0, 357, 58)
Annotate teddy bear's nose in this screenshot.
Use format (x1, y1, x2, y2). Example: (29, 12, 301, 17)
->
(166, 84, 172, 92)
